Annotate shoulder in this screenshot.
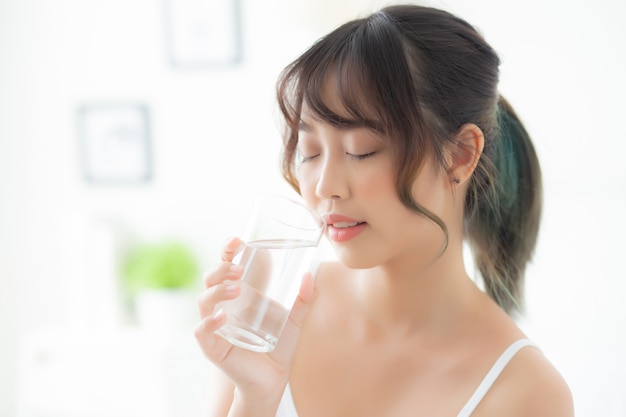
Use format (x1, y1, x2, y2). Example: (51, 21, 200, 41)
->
(481, 343, 574, 417)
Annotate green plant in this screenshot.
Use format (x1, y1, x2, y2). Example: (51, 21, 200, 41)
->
(122, 241, 199, 295)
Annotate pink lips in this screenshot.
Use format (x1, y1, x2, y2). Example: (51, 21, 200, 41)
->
(323, 214, 367, 243)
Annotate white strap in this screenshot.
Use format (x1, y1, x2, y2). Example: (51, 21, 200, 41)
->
(456, 339, 536, 417)
(278, 339, 536, 417)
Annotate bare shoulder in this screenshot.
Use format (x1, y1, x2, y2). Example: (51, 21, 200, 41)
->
(483, 344, 574, 417)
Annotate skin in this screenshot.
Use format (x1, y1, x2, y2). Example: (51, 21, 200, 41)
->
(194, 96, 574, 416)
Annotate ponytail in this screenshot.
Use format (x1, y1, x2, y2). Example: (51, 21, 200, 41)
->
(466, 96, 543, 314)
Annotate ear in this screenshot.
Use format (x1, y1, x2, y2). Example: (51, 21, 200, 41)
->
(447, 123, 484, 184)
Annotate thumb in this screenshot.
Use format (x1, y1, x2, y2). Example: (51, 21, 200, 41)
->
(269, 272, 316, 362)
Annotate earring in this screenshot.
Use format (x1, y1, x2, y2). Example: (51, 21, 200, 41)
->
(453, 177, 461, 184)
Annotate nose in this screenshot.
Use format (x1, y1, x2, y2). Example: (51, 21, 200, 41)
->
(315, 154, 349, 200)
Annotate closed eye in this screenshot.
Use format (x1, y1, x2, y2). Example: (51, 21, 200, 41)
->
(347, 151, 377, 161)
(299, 153, 319, 163)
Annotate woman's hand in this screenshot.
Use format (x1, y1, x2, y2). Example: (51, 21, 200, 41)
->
(194, 237, 316, 411)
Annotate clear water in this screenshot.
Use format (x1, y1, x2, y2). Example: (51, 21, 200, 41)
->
(215, 239, 317, 352)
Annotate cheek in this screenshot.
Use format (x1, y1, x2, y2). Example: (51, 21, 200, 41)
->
(410, 168, 447, 214)
(296, 165, 317, 201)
(356, 162, 397, 198)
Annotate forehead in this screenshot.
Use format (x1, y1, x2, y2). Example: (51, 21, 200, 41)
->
(299, 67, 383, 131)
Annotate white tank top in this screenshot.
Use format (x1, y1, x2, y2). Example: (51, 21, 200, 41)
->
(276, 339, 536, 417)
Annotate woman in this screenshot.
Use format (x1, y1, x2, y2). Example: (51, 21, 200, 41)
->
(195, 4, 574, 416)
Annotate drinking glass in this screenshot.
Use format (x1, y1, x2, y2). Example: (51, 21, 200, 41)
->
(214, 195, 325, 352)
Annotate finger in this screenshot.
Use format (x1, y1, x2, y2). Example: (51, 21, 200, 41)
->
(194, 311, 237, 363)
(270, 273, 316, 361)
(203, 262, 244, 288)
(221, 237, 243, 262)
(197, 282, 241, 318)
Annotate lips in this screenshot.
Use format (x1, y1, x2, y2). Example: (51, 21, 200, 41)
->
(323, 214, 367, 243)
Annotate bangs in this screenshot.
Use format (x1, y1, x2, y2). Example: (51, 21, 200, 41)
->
(303, 54, 384, 132)
(278, 12, 421, 139)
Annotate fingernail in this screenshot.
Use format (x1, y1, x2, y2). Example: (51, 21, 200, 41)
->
(212, 310, 226, 323)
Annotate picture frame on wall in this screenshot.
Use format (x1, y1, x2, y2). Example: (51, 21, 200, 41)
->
(164, 0, 242, 68)
(78, 103, 152, 184)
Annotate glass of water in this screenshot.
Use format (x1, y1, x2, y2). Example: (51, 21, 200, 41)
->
(214, 195, 325, 352)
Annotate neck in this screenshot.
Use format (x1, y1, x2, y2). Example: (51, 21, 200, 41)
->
(354, 240, 477, 339)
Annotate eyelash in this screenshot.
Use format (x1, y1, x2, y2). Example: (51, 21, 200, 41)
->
(347, 151, 377, 161)
(299, 152, 377, 164)
(299, 155, 317, 163)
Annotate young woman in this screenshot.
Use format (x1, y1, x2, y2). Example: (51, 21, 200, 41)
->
(195, 4, 574, 417)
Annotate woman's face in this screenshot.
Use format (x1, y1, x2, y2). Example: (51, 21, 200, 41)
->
(296, 100, 451, 271)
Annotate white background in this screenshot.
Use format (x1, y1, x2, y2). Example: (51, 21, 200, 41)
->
(1, 0, 625, 416)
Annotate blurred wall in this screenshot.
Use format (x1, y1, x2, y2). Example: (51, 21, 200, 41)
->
(1, 0, 625, 416)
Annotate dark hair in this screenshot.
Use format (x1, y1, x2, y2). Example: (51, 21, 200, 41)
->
(276, 4, 542, 314)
